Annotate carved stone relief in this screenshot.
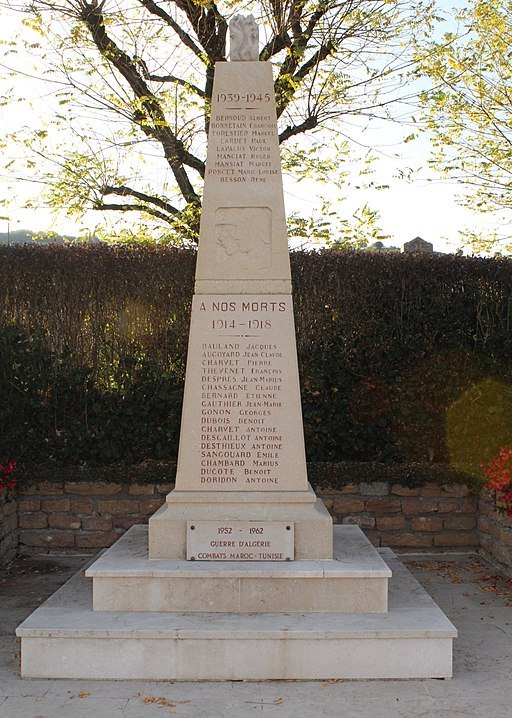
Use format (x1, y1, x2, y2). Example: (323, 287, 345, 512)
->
(229, 14, 259, 61)
(215, 207, 272, 271)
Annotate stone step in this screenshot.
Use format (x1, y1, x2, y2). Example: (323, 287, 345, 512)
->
(16, 546, 456, 680)
(85, 525, 391, 613)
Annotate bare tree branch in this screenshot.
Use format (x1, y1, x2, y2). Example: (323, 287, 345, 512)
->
(279, 115, 319, 143)
(9, 0, 431, 238)
(93, 201, 174, 223)
(102, 184, 180, 215)
(144, 73, 206, 99)
(136, 0, 205, 61)
(173, 0, 227, 63)
(78, 0, 200, 204)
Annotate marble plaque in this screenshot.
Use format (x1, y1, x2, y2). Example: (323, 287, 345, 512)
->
(187, 520, 294, 561)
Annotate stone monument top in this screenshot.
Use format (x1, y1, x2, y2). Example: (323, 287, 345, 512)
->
(229, 14, 259, 61)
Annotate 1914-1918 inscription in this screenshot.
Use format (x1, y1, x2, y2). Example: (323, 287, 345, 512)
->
(187, 520, 294, 561)
(175, 294, 308, 493)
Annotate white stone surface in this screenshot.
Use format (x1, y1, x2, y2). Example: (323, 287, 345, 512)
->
(89, 525, 390, 578)
(16, 545, 456, 680)
(19, 635, 454, 681)
(173, 295, 309, 494)
(229, 15, 259, 62)
(87, 525, 389, 613)
(148, 58, 334, 560)
(171, 62, 307, 496)
(149, 495, 333, 560)
(194, 62, 291, 295)
(166, 487, 317, 503)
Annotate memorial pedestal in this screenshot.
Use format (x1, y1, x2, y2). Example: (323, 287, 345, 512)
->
(149, 488, 333, 560)
(16, 526, 457, 680)
(88, 525, 389, 613)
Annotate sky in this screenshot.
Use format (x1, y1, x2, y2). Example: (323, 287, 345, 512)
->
(0, 1, 502, 252)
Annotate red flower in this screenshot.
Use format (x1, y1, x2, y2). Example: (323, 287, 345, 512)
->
(0, 460, 17, 492)
(483, 448, 512, 516)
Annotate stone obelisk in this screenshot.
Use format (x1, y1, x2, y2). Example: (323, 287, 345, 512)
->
(149, 15, 332, 560)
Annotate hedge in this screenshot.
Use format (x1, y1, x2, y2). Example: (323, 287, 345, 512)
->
(1, 245, 511, 475)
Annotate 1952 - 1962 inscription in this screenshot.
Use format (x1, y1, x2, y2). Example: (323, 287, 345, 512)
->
(187, 520, 294, 561)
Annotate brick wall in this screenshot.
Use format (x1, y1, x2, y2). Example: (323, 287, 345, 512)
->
(0, 488, 18, 564)
(17, 479, 479, 556)
(478, 490, 512, 574)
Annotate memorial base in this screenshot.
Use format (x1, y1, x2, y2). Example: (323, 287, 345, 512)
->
(149, 487, 334, 560)
(16, 527, 457, 680)
(86, 525, 390, 613)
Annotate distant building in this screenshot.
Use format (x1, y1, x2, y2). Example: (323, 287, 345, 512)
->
(367, 241, 400, 252)
(402, 236, 434, 253)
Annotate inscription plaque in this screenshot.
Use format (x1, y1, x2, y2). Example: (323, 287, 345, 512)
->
(175, 294, 308, 493)
(187, 520, 294, 561)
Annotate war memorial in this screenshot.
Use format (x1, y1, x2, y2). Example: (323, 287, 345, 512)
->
(16, 15, 456, 680)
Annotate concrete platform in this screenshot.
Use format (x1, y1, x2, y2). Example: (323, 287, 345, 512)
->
(85, 525, 391, 613)
(16, 540, 456, 680)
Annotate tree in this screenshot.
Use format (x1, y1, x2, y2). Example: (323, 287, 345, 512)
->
(416, 0, 512, 251)
(288, 199, 390, 249)
(3, 0, 434, 243)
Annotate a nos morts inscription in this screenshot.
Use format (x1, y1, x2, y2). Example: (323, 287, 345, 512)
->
(181, 295, 307, 492)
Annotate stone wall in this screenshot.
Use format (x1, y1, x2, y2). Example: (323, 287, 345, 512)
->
(321, 481, 478, 550)
(3, 476, 511, 574)
(16, 479, 479, 556)
(0, 488, 18, 564)
(478, 490, 512, 573)
(18, 481, 172, 555)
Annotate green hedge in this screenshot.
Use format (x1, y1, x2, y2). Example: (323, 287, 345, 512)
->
(1, 245, 511, 474)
